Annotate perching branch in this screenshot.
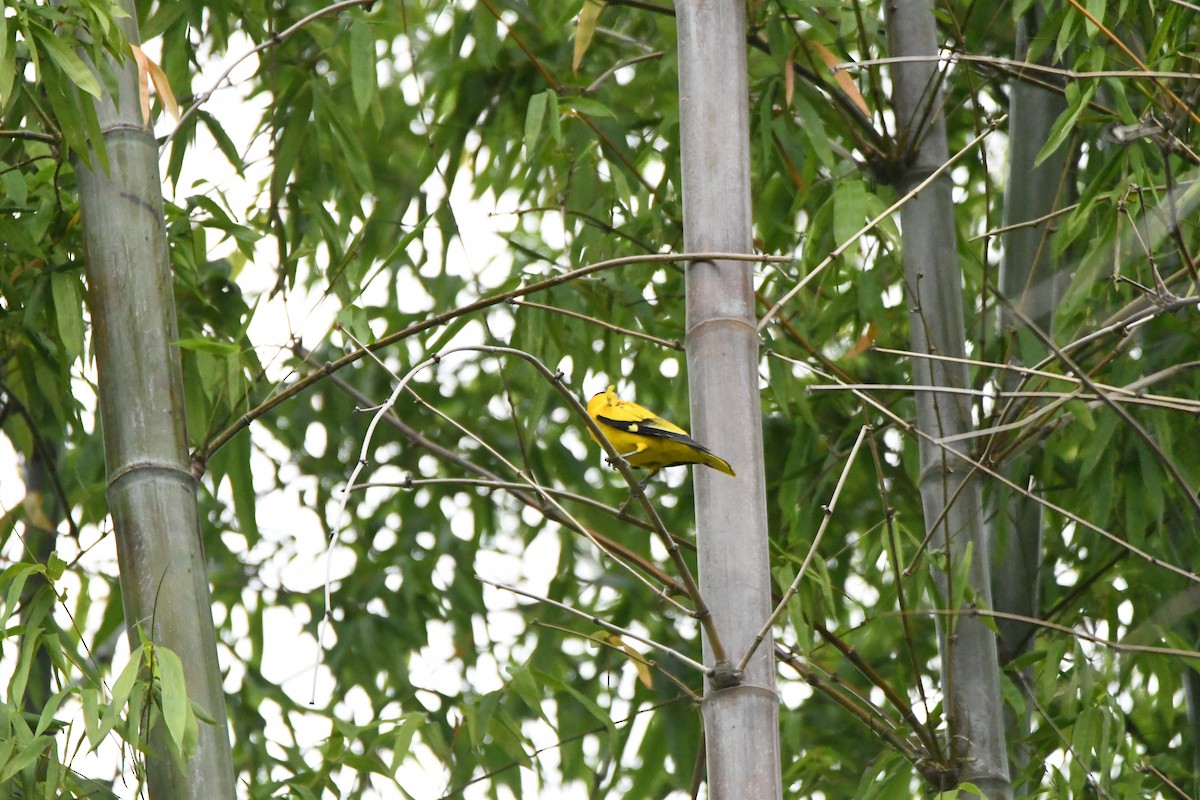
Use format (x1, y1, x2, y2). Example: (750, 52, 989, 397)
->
(192, 251, 791, 478)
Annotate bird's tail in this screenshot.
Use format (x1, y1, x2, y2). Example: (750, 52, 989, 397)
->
(698, 452, 736, 477)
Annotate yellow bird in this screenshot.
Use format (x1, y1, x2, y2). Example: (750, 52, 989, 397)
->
(586, 385, 736, 480)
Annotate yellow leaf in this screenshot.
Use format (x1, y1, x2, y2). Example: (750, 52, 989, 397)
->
(607, 634, 653, 689)
(130, 44, 180, 125)
(129, 44, 151, 126)
(844, 321, 880, 359)
(808, 39, 869, 117)
(573, 0, 605, 75)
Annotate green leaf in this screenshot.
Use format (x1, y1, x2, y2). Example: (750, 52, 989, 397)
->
(155, 645, 191, 763)
(1064, 398, 1095, 431)
(545, 89, 562, 146)
(561, 96, 615, 119)
(0, 12, 13, 104)
(50, 271, 85, 362)
(225, 425, 260, 543)
(1, 563, 42, 630)
(34, 688, 70, 737)
(791, 91, 835, 169)
(507, 664, 550, 723)
(388, 713, 426, 772)
(94, 644, 145, 749)
(198, 110, 246, 175)
(175, 337, 240, 356)
(11, 625, 44, 703)
(0, 735, 56, 782)
(833, 178, 866, 248)
(349, 17, 376, 116)
(0, 737, 14, 783)
(45, 552, 66, 582)
(0, 169, 26, 208)
(524, 90, 549, 152)
(33, 25, 102, 99)
(81, 687, 102, 749)
(536, 668, 616, 746)
(1034, 82, 1092, 167)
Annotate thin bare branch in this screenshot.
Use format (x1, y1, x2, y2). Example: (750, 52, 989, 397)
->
(921, 608, 1200, 661)
(834, 53, 1200, 83)
(513, 299, 683, 351)
(739, 425, 869, 671)
(758, 116, 1007, 332)
(780, 354, 1200, 584)
(192, 250, 792, 477)
(478, 577, 710, 674)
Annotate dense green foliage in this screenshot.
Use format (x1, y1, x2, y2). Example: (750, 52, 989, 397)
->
(1, 0, 1198, 797)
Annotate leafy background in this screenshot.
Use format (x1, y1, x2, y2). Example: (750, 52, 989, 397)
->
(1, 0, 1199, 797)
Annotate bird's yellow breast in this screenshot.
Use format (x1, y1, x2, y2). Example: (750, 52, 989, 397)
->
(585, 385, 735, 477)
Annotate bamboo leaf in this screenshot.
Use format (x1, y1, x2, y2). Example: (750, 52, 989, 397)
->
(1035, 83, 1092, 166)
(0, 735, 56, 782)
(388, 713, 426, 772)
(94, 645, 145, 750)
(175, 337, 239, 356)
(50, 271, 85, 362)
(81, 688, 102, 749)
(0, 12, 14, 104)
(349, 17, 376, 115)
(524, 90, 548, 152)
(807, 38, 869, 116)
(606, 634, 653, 688)
(573, 0, 605, 74)
(132, 44, 179, 120)
(34, 688, 70, 737)
(1, 564, 41, 630)
(155, 645, 191, 763)
(34, 26, 102, 99)
(225, 421, 260, 543)
(10, 624, 44, 702)
(561, 96, 614, 119)
(198, 110, 246, 175)
(833, 178, 866, 248)
(1064, 398, 1095, 431)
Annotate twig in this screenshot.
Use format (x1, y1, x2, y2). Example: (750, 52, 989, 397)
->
(440, 696, 689, 799)
(478, 577, 709, 674)
(834, 53, 1200, 83)
(311, 352, 437, 703)
(968, 202, 1078, 241)
(1001, 296, 1200, 522)
(918, 608, 1200, 661)
(1138, 760, 1192, 800)
(306, 357, 691, 591)
(739, 425, 869, 671)
(780, 353, 1200, 584)
(512, 299, 682, 351)
(395, 373, 694, 611)
(192, 251, 791, 477)
(773, 642, 935, 769)
(585, 51, 665, 94)
(808, 383, 1200, 413)
(533, 620, 700, 700)
(758, 116, 1007, 332)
